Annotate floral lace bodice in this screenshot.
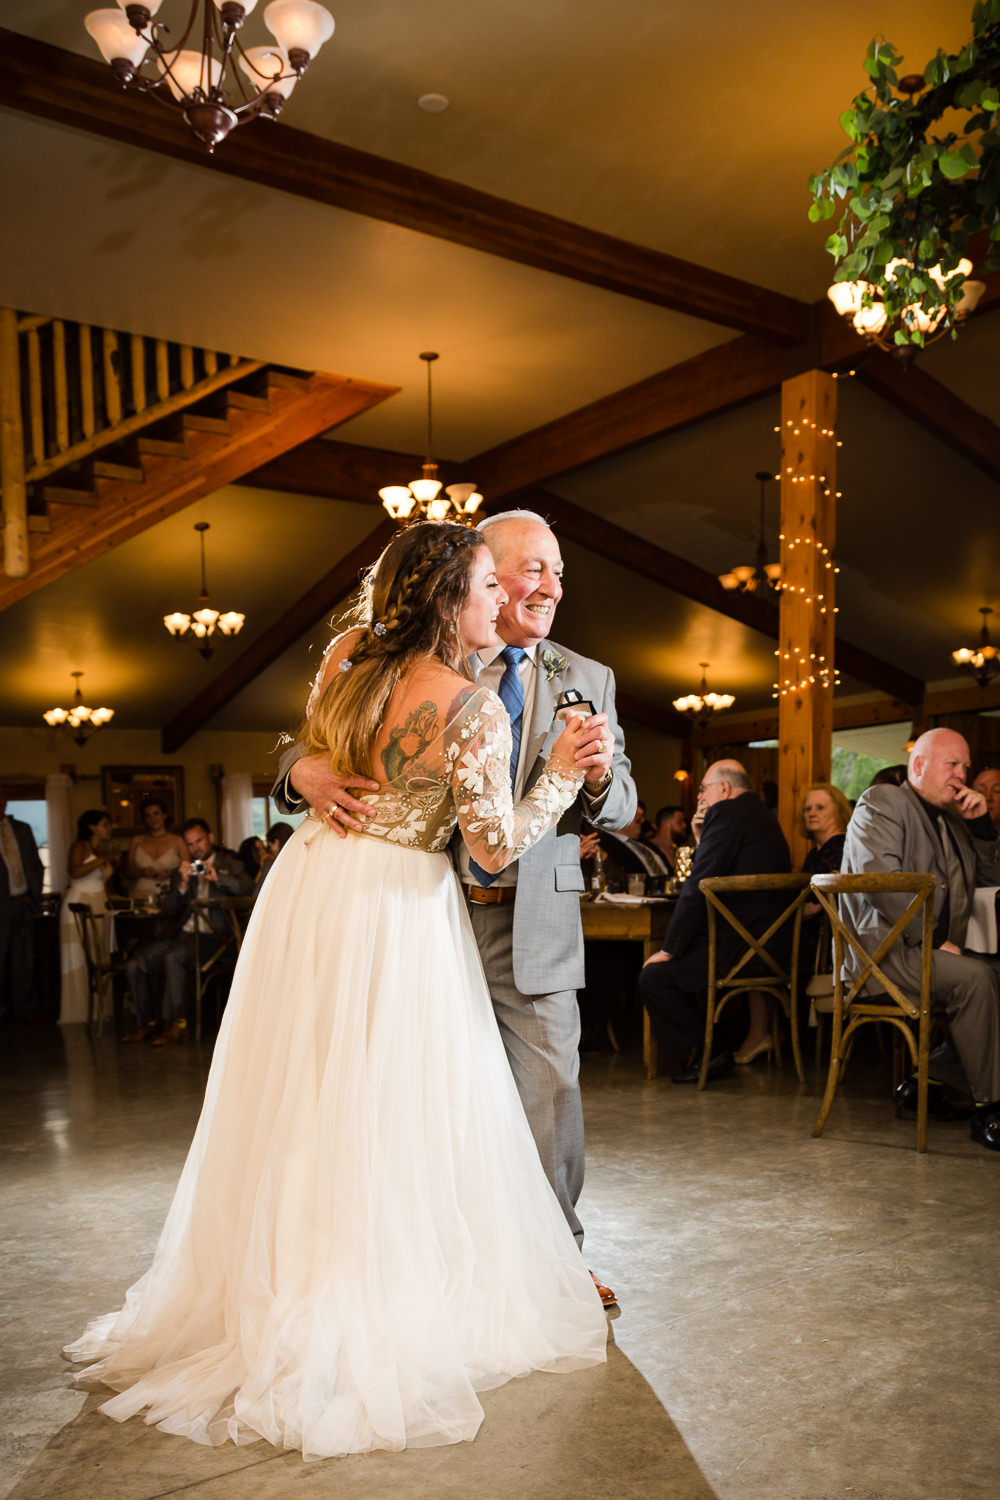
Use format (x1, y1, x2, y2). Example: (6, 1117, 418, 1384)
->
(310, 685, 584, 871)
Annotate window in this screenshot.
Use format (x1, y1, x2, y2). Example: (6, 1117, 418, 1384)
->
(251, 780, 307, 840)
(2, 793, 49, 888)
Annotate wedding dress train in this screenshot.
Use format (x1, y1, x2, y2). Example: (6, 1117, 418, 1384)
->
(65, 686, 607, 1457)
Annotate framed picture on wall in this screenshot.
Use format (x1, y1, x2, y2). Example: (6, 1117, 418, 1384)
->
(101, 765, 185, 836)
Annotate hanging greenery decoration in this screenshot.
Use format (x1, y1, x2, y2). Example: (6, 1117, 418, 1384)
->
(809, 0, 1000, 348)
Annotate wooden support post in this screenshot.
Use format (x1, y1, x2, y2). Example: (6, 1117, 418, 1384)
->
(0, 308, 28, 578)
(777, 370, 838, 867)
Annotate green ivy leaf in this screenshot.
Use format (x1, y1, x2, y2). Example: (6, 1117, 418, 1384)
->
(939, 151, 974, 178)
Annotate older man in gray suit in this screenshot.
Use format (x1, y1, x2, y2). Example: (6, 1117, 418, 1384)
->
(842, 727, 1000, 1152)
(274, 511, 635, 1300)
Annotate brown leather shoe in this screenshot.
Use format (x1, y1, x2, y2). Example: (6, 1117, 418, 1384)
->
(152, 1020, 188, 1047)
(590, 1271, 617, 1308)
(121, 1021, 158, 1044)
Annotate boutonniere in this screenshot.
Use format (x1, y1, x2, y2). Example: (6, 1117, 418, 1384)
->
(540, 648, 567, 682)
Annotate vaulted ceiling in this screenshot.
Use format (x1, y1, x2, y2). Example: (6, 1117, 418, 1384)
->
(1, 0, 997, 745)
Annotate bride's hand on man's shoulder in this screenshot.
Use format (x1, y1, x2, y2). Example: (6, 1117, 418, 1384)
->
(289, 755, 380, 839)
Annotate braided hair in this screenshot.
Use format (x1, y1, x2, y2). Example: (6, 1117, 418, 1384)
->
(304, 521, 487, 777)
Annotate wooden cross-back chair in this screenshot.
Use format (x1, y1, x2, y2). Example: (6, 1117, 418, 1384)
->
(190, 896, 254, 1041)
(809, 870, 936, 1152)
(698, 872, 812, 1090)
(68, 902, 121, 1038)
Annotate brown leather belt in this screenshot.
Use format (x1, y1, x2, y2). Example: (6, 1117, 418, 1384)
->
(464, 883, 516, 905)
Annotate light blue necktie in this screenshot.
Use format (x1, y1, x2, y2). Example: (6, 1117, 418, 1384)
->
(469, 645, 526, 888)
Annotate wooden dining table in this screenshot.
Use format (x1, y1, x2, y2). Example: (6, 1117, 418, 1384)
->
(579, 895, 675, 1078)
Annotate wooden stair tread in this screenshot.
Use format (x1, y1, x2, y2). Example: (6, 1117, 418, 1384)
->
(180, 413, 231, 435)
(224, 390, 271, 413)
(136, 435, 189, 458)
(39, 484, 99, 507)
(92, 458, 145, 482)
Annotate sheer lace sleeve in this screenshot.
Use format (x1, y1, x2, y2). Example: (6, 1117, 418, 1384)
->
(444, 688, 585, 874)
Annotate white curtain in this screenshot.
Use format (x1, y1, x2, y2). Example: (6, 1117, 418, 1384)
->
(220, 773, 255, 852)
(45, 772, 74, 894)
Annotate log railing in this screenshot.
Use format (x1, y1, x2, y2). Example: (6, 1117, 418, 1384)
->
(0, 307, 264, 579)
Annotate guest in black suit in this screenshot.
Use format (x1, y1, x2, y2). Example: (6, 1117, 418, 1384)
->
(638, 760, 790, 1081)
(0, 799, 45, 1020)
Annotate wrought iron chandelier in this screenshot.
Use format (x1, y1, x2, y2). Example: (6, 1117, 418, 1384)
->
(163, 522, 245, 658)
(379, 353, 485, 527)
(43, 672, 115, 745)
(672, 664, 735, 728)
(952, 606, 1000, 690)
(718, 471, 783, 597)
(83, 0, 335, 151)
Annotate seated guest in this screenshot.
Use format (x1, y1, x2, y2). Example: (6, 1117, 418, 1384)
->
(973, 766, 1000, 835)
(797, 782, 851, 1007)
(127, 798, 187, 900)
(841, 729, 1000, 1149)
(238, 835, 266, 882)
(597, 800, 669, 886)
(639, 760, 791, 1081)
(257, 822, 295, 888)
(122, 818, 252, 1046)
(869, 763, 907, 789)
(647, 805, 690, 873)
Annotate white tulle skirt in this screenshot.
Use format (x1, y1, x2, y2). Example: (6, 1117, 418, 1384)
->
(65, 820, 607, 1458)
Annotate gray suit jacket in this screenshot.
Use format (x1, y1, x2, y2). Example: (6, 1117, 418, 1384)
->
(840, 782, 1000, 993)
(272, 637, 636, 997)
(487, 638, 635, 996)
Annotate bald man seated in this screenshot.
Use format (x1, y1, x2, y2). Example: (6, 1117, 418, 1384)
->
(841, 729, 1000, 1151)
(638, 760, 791, 1083)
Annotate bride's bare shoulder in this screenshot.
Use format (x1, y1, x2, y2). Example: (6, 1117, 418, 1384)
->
(315, 628, 365, 696)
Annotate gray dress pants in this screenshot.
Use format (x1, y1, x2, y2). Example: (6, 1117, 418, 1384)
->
(467, 899, 586, 1249)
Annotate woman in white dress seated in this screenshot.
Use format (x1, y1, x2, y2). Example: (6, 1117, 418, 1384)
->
(59, 809, 114, 1025)
(127, 798, 186, 900)
(65, 521, 608, 1458)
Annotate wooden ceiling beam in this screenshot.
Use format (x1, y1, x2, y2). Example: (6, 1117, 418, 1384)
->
(243, 443, 925, 704)
(521, 488, 926, 705)
(471, 333, 819, 498)
(161, 519, 397, 752)
(0, 28, 806, 344)
(856, 355, 1000, 486)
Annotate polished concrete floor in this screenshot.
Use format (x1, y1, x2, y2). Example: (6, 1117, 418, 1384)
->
(2, 1022, 999, 1500)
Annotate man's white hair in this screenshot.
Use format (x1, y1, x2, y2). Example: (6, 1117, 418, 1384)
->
(476, 509, 549, 538)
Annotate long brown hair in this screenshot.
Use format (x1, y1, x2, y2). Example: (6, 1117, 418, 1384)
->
(304, 521, 487, 777)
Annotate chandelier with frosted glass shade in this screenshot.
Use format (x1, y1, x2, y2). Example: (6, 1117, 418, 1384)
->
(379, 354, 485, 527)
(672, 664, 735, 728)
(43, 672, 115, 746)
(163, 522, 245, 658)
(83, 0, 335, 151)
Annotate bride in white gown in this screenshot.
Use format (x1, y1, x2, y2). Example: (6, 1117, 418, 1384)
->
(65, 521, 608, 1459)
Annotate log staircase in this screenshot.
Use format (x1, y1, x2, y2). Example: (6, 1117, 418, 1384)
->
(0, 307, 397, 609)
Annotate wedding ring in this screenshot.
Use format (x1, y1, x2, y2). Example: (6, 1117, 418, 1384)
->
(327, 803, 338, 818)
(597, 738, 607, 754)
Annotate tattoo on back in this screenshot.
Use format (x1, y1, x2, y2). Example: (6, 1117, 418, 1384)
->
(381, 700, 440, 781)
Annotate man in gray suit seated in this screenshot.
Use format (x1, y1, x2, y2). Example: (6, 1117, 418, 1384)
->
(841, 728, 1000, 1152)
(274, 511, 636, 1304)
